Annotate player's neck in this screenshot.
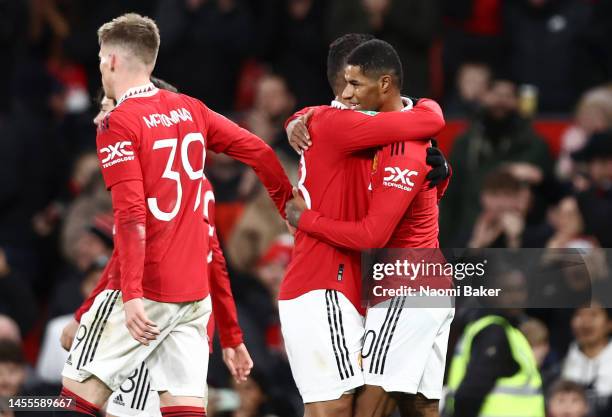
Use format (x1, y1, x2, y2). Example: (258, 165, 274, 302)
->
(113, 73, 152, 103)
(379, 93, 404, 112)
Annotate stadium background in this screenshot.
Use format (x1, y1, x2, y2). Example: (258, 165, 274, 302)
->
(0, 0, 611, 416)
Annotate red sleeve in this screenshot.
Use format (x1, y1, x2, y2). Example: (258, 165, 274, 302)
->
(209, 229, 243, 348)
(202, 105, 293, 215)
(74, 267, 110, 322)
(284, 106, 318, 129)
(111, 180, 146, 302)
(96, 111, 142, 190)
(298, 144, 428, 249)
(319, 99, 445, 154)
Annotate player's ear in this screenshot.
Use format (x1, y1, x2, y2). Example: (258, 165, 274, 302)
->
(379, 75, 392, 94)
(110, 54, 117, 72)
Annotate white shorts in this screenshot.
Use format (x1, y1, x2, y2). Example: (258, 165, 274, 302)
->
(279, 289, 365, 403)
(63, 290, 211, 397)
(105, 362, 210, 417)
(362, 297, 454, 399)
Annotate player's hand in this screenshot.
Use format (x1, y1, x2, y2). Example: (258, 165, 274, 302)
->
(287, 109, 314, 154)
(425, 140, 450, 188)
(60, 318, 80, 351)
(222, 343, 253, 383)
(124, 298, 160, 345)
(285, 188, 307, 228)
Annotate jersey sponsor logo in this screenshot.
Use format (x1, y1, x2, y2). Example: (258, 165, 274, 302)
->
(143, 108, 193, 128)
(113, 394, 125, 406)
(66, 354, 73, 366)
(383, 167, 418, 191)
(100, 141, 135, 168)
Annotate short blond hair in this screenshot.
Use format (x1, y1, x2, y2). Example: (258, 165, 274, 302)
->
(98, 13, 160, 67)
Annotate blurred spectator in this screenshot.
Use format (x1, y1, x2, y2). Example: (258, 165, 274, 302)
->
(445, 62, 492, 117)
(0, 340, 27, 398)
(557, 86, 612, 181)
(239, 74, 297, 162)
(571, 131, 612, 247)
(562, 302, 612, 415)
(520, 318, 561, 392)
(466, 169, 533, 248)
(545, 197, 587, 249)
(328, 0, 439, 97)
(547, 380, 589, 417)
(155, 0, 254, 113)
(440, 77, 553, 246)
(501, 0, 591, 113)
(254, 0, 329, 108)
(0, 315, 21, 344)
(444, 271, 545, 417)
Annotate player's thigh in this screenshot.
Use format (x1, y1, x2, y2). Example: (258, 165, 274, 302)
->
(362, 301, 452, 395)
(279, 289, 365, 404)
(415, 308, 455, 401)
(62, 290, 181, 393)
(354, 385, 396, 417)
(304, 393, 354, 417)
(106, 362, 161, 417)
(147, 296, 211, 399)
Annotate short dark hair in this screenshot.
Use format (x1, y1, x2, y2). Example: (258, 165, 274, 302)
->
(346, 39, 403, 89)
(482, 169, 527, 194)
(0, 340, 25, 364)
(327, 33, 375, 94)
(547, 379, 587, 403)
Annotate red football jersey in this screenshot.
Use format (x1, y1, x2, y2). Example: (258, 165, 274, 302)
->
(95, 83, 292, 303)
(298, 139, 441, 249)
(280, 99, 445, 312)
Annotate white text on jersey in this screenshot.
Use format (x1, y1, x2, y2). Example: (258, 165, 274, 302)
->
(143, 108, 193, 128)
(100, 141, 135, 168)
(383, 167, 418, 192)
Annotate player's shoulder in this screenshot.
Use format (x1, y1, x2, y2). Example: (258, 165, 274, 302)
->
(97, 106, 134, 135)
(381, 140, 428, 162)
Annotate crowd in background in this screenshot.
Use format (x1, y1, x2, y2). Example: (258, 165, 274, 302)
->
(1, 0, 612, 416)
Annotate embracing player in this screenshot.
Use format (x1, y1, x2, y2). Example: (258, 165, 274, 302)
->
(286, 40, 454, 417)
(59, 13, 291, 417)
(278, 34, 447, 417)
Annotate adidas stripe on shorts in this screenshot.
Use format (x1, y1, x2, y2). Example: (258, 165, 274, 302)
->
(362, 297, 454, 399)
(63, 289, 211, 397)
(278, 289, 365, 403)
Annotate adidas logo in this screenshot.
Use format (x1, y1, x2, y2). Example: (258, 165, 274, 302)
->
(66, 354, 73, 366)
(113, 394, 125, 406)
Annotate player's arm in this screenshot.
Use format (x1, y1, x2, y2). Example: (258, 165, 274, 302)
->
(96, 112, 158, 344)
(327, 99, 445, 153)
(203, 105, 293, 214)
(209, 229, 243, 348)
(296, 148, 428, 249)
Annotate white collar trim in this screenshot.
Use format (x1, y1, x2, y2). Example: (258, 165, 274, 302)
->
(116, 82, 158, 106)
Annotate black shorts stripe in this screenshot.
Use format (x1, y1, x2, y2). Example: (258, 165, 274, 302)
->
(368, 297, 397, 373)
(325, 290, 347, 380)
(329, 291, 351, 379)
(135, 366, 150, 410)
(131, 362, 146, 408)
(379, 297, 406, 374)
(87, 290, 120, 364)
(333, 291, 354, 377)
(373, 298, 403, 374)
(77, 291, 112, 370)
(140, 382, 151, 411)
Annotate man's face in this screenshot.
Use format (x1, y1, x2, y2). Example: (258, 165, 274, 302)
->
(93, 96, 115, 127)
(341, 65, 383, 111)
(98, 44, 115, 100)
(588, 157, 612, 189)
(483, 81, 518, 120)
(571, 305, 610, 348)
